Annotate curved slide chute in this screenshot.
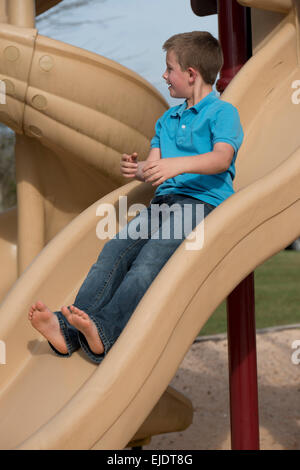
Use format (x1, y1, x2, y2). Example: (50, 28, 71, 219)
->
(0, 0, 299, 450)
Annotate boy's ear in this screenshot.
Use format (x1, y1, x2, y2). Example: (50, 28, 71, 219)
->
(187, 67, 198, 82)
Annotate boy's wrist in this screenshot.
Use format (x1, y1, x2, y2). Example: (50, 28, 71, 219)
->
(134, 174, 145, 182)
(135, 162, 146, 182)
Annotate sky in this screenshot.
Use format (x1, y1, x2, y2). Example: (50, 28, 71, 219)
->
(36, 0, 218, 105)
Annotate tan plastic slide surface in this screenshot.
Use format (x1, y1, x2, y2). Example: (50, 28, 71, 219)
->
(0, 0, 299, 450)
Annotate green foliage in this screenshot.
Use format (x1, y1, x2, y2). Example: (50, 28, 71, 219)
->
(200, 250, 300, 336)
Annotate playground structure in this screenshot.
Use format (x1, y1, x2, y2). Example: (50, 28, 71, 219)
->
(0, 0, 299, 450)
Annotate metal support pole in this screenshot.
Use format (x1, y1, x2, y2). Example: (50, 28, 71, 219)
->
(216, 0, 251, 93)
(227, 272, 260, 449)
(216, 0, 260, 449)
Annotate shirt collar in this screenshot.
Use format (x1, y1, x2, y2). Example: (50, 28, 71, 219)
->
(170, 90, 217, 117)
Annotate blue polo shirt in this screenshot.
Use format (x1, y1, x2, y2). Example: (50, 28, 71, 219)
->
(150, 90, 244, 207)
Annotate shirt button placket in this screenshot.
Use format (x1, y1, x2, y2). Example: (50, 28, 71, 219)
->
(177, 120, 186, 145)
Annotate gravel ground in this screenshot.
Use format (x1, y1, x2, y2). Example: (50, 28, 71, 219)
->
(145, 328, 300, 450)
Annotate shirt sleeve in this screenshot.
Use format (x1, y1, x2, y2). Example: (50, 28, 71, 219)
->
(150, 116, 162, 149)
(211, 104, 244, 155)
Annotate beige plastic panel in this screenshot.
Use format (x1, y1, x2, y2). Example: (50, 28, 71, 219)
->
(0, 0, 63, 21)
(0, 0, 299, 450)
(7, 0, 35, 28)
(0, 0, 7, 23)
(238, 0, 292, 13)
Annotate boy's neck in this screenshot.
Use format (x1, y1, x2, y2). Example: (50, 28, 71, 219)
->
(186, 83, 213, 109)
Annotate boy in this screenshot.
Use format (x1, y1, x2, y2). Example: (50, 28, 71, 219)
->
(29, 31, 244, 364)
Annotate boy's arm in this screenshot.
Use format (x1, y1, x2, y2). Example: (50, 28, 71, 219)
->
(142, 142, 234, 186)
(145, 147, 161, 162)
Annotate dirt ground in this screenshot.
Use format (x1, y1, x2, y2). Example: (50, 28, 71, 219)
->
(144, 327, 300, 450)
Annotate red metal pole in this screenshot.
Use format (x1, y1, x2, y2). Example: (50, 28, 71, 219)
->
(227, 273, 260, 449)
(216, 1, 260, 449)
(216, 0, 251, 93)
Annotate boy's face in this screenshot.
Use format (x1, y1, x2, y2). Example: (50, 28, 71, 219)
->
(162, 50, 191, 99)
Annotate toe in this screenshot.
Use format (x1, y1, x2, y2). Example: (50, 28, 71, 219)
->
(36, 300, 46, 311)
(71, 306, 81, 315)
(61, 305, 71, 317)
(30, 303, 37, 313)
(78, 309, 87, 319)
(71, 306, 89, 321)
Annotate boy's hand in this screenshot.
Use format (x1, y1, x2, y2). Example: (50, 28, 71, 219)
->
(143, 158, 183, 186)
(120, 152, 138, 179)
(121, 152, 148, 182)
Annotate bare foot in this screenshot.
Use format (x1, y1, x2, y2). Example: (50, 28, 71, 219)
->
(61, 305, 104, 355)
(28, 301, 68, 354)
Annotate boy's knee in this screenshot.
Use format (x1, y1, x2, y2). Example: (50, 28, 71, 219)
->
(130, 256, 167, 285)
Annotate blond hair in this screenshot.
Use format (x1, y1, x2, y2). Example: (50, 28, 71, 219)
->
(163, 31, 223, 85)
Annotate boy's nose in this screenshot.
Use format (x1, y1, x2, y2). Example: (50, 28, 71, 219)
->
(162, 70, 168, 81)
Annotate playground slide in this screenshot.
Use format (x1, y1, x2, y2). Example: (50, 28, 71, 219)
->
(0, 0, 299, 450)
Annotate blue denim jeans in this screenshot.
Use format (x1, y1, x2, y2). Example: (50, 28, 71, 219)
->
(49, 193, 216, 364)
